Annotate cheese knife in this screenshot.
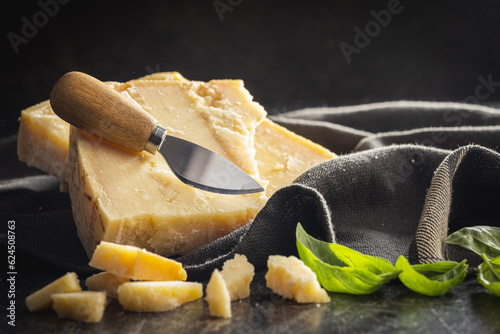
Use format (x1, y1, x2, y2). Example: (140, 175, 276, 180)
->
(49, 71, 265, 195)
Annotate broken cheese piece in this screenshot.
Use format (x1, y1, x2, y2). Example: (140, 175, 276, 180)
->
(51, 291, 107, 323)
(88, 241, 187, 281)
(26, 272, 82, 312)
(85, 272, 131, 298)
(220, 254, 254, 301)
(117, 281, 203, 312)
(206, 269, 231, 318)
(265, 255, 330, 304)
(17, 73, 335, 257)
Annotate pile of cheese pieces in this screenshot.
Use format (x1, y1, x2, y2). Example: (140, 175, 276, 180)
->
(26, 241, 329, 323)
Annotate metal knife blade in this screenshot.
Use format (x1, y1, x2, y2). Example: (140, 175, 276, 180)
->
(49, 71, 265, 195)
(158, 135, 264, 194)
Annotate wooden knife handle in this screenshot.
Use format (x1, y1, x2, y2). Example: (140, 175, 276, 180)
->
(50, 71, 157, 152)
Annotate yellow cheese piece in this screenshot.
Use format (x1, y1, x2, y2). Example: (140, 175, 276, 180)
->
(117, 281, 203, 312)
(51, 291, 107, 323)
(265, 255, 330, 304)
(17, 73, 335, 257)
(220, 254, 254, 301)
(205, 269, 231, 318)
(85, 272, 130, 298)
(88, 241, 187, 281)
(26, 272, 82, 311)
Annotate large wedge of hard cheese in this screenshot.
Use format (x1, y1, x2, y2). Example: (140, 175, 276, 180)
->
(17, 73, 336, 258)
(70, 79, 268, 257)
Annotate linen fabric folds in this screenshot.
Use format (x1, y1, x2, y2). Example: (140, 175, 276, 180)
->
(1, 101, 500, 281)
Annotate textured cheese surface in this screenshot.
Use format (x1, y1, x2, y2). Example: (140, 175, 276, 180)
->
(220, 254, 254, 301)
(117, 281, 203, 312)
(16, 72, 335, 258)
(26, 272, 82, 312)
(265, 255, 330, 304)
(206, 269, 231, 318)
(255, 118, 335, 197)
(51, 291, 107, 323)
(70, 79, 268, 257)
(18, 100, 70, 182)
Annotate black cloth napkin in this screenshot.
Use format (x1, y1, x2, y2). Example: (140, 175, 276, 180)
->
(2, 101, 500, 283)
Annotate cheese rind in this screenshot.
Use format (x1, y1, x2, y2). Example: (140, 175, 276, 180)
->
(117, 281, 203, 312)
(26, 272, 82, 311)
(88, 241, 187, 281)
(265, 255, 330, 304)
(51, 291, 107, 323)
(205, 269, 231, 318)
(85, 272, 130, 298)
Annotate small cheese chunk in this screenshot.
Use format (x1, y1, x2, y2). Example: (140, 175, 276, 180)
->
(206, 269, 231, 318)
(26, 272, 82, 311)
(220, 254, 254, 300)
(51, 291, 107, 323)
(265, 255, 330, 304)
(85, 272, 130, 298)
(117, 281, 203, 312)
(89, 241, 187, 281)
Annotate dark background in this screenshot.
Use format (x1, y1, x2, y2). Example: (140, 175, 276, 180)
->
(2, 0, 500, 138)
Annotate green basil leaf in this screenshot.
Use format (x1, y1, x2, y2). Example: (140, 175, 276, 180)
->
(444, 226, 500, 259)
(395, 256, 468, 296)
(477, 254, 500, 297)
(296, 223, 400, 295)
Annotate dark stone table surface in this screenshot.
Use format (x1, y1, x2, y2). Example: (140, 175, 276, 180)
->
(3, 1, 500, 333)
(8, 273, 500, 334)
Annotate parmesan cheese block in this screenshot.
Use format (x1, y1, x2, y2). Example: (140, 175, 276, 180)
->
(70, 79, 268, 257)
(205, 269, 231, 318)
(26, 272, 82, 311)
(17, 73, 336, 258)
(88, 241, 187, 281)
(220, 254, 254, 301)
(117, 281, 203, 312)
(51, 291, 107, 323)
(265, 255, 330, 304)
(85, 272, 130, 298)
